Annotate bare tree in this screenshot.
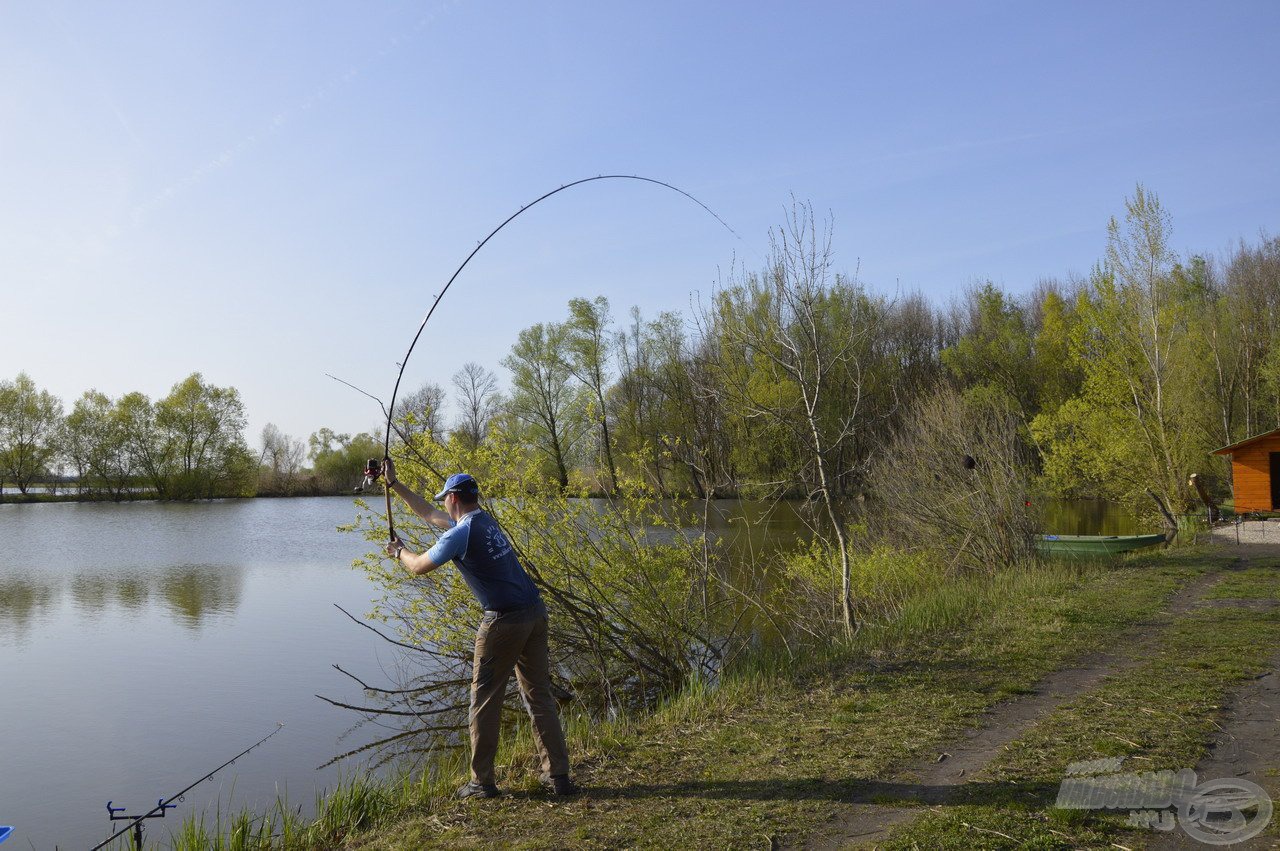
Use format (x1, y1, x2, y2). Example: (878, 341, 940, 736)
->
(450, 362, 500, 448)
(699, 202, 872, 634)
(1212, 235, 1280, 439)
(259, 423, 305, 493)
(394, 382, 447, 445)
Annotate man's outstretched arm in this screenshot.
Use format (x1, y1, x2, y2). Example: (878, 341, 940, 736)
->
(383, 458, 451, 529)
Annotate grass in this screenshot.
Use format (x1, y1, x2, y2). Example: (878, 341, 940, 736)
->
(884, 553, 1280, 849)
(158, 767, 472, 851)
(145, 547, 1246, 849)
(1201, 557, 1280, 600)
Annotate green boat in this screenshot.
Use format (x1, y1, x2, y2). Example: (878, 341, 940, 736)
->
(1037, 533, 1168, 558)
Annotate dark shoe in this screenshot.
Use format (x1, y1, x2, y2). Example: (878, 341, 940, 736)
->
(541, 773, 580, 796)
(457, 781, 500, 799)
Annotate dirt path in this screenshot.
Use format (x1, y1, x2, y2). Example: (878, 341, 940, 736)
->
(799, 565, 1232, 850)
(1142, 618, 1280, 850)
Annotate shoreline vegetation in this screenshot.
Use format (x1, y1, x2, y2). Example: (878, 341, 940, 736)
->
(127, 545, 1278, 850)
(0, 486, 364, 504)
(0, 485, 667, 504)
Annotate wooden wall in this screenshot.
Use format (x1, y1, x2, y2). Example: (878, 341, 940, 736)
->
(1227, 436, 1280, 511)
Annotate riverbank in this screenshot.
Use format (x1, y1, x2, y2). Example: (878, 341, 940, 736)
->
(150, 545, 1280, 849)
(0, 490, 161, 504)
(0, 489, 355, 504)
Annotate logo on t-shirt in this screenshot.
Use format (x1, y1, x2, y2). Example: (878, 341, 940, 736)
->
(486, 526, 513, 560)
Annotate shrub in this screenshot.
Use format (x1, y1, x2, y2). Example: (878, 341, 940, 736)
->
(866, 386, 1040, 574)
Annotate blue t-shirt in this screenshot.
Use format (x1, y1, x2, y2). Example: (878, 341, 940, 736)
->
(426, 509, 542, 612)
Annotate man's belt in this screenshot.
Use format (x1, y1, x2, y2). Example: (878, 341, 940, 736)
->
(484, 603, 536, 615)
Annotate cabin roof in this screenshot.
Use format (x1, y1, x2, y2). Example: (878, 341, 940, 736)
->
(1210, 427, 1280, 456)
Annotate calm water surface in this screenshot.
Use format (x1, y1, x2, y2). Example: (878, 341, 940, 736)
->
(0, 497, 388, 849)
(1038, 497, 1153, 536)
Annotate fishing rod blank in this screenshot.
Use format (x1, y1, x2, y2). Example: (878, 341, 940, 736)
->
(377, 174, 737, 541)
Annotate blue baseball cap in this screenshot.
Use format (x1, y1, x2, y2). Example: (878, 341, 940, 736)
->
(434, 473, 479, 501)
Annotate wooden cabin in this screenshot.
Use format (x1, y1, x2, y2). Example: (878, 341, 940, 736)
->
(1211, 428, 1280, 512)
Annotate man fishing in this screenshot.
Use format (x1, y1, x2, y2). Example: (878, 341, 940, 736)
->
(381, 459, 578, 799)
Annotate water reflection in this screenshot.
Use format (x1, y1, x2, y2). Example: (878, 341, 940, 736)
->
(1038, 498, 1150, 536)
(645, 498, 811, 556)
(157, 565, 243, 626)
(71, 573, 142, 611)
(0, 564, 244, 639)
(0, 575, 57, 637)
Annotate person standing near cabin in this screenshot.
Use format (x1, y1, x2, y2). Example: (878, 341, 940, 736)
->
(381, 459, 578, 799)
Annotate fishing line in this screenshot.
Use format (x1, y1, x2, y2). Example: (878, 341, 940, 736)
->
(378, 174, 738, 542)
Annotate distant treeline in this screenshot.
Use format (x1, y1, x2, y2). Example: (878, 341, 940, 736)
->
(4, 186, 1277, 510)
(0, 373, 378, 500)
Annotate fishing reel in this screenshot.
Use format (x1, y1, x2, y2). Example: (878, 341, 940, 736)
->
(354, 459, 384, 493)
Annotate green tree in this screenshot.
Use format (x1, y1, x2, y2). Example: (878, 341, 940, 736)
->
(563, 296, 620, 493)
(1030, 287, 1082, 417)
(60, 391, 99, 492)
(614, 307, 674, 493)
(941, 283, 1035, 418)
(115, 391, 171, 495)
(308, 427, 381, 492)
(62, 390, 130, 497)
(503, 322, 587, 490)
(155, 373, 255, 498)
(0, 373, 63, 494)
(1033, 186, 1212, 509)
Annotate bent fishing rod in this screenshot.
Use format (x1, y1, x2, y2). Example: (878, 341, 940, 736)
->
(90, 723, 285, 851)
(372, 174, 737, 542)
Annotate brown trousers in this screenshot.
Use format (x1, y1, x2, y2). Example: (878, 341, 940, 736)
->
(469, 605, 571, 784)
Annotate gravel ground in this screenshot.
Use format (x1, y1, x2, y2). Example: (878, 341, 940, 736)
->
(1210, 517, 1280, 552)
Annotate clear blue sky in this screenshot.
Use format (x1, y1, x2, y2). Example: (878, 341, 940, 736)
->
(4, 1, 1278, 446)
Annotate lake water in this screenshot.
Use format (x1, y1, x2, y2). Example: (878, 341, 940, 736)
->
(0, 497, 389, 849)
